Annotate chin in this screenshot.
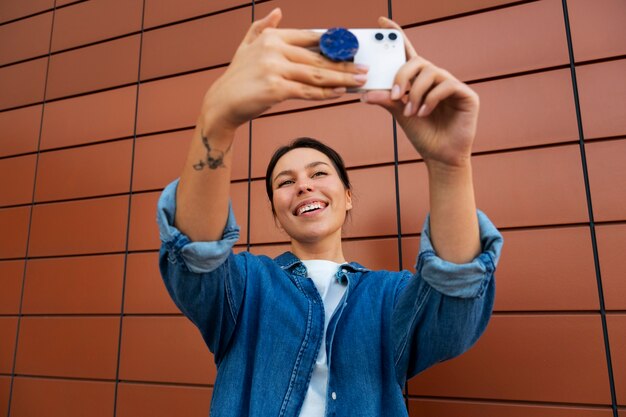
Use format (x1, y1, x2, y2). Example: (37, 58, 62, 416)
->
(288, 226, 337, 244)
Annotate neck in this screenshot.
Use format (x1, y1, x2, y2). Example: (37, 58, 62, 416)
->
(290, 231, 346, 263)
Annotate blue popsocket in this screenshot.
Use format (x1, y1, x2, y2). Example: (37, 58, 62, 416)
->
(319, 28, 359, 62)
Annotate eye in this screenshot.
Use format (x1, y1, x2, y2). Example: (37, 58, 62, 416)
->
(312, 171, 328, 178)
(277, 179, 293, 188)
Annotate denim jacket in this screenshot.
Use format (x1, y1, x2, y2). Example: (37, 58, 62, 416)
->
(157, 179, 503, 417)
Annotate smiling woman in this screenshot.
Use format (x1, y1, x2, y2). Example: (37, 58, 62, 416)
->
(266, 138, 353, 261)
(157, 7, 503, 417)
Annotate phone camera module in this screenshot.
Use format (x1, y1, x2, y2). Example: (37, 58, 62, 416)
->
(375, 32, 384, 41)
(388, 32, 398, 41)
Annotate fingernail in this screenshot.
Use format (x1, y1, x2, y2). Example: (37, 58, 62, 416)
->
(356, 64, 369, 73)
(417, 104, 428, 117)
(391, 84, 401, 100)
(354, 74, 368, 83)
(403, 101, 413, 117)
(333, 87, 347, 94)
(360, 93, 368, 103)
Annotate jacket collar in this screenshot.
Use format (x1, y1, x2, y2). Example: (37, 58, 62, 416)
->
(274, 251, 370, 275)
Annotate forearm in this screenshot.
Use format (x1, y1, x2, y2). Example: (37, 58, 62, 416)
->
(425, 159, 480, 264)
(175, 115, 237, 242)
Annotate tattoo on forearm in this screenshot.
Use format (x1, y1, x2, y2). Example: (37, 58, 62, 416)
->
(193, 133, 233, 170)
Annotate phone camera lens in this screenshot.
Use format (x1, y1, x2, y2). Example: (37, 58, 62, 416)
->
(375, 32, 384, 41)
(388, 32, 398, 40)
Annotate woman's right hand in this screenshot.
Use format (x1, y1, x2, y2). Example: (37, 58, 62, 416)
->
(199, 8, 368, 135)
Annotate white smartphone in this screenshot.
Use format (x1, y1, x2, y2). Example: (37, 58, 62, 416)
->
(312, 28, 407, 92)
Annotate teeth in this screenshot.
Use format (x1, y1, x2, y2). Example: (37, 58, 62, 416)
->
(297, 202, 324, 215)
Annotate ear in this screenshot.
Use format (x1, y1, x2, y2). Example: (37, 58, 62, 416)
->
(345, 189, 353, 211)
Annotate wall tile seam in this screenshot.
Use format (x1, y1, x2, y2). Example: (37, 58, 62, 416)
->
(0, 313, 185, 318)
(2, 133, 624, 164)
(0, 251, 144, 262)
(233, 217, 626, 246)
(4, 373, 217, 389)
(0, 85, 135, 114)
(0, 5, 257, 68)
(0, 136, 138, 158)
(0, 0, 254, 33)
(0, 60, 227, 111)
(243, 0, 255, 252)
(4, 217, 626, 262)
(3, 310, 625, 319)
(1, 193, 140, 210)
(0, 32, 142, 70)
(0, 131, 615, 169)
(0, 0, 88, 26)
(491, 310, 624, 316)
(0, 0, 531, 32)
(111, 3, 147, 416)
(560, 1, 619, 415)
(0, 10, 56, 27)
(6, 1, 58, 416)
(7, 135, 622, 209)
(9, 81, 141, 105)
(3, 216, 626, 262)
(143, 1, 254, 32)
(2, 55, 625, 115)
(406, 394, 618, 409)
(397, 0, 541, 31)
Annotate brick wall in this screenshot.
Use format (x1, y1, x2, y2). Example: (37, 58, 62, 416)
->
(0, 0, 625, 416)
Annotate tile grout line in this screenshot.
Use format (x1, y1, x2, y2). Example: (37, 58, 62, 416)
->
(6, 1, 58, 415)
(246, 1, 255, 252)
(385, 0, 411, 411)
(1, 50, 624, 114)
(2, 136, 626, 201)
(2, 309, 625, 319)
(560, 0, 619, 415)
(2, 55, 625, 121)
(0, 0, 88, 27)
(111, 0, 147, 415)
(0, 1, 254, 65)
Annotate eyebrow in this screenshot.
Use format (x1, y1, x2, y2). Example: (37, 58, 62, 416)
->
(272, 161, 331, 185)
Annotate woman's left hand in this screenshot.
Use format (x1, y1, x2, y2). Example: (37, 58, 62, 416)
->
(361, 17, 479, 169)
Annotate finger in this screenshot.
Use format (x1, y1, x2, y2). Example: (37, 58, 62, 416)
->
(273, 29, 322, 48)
(390, 56, 430, 100)
(404, 66, 440, 117)
(284, 62, 367, 88)
(360, 90, 406, 119)
(418, 79, 473, 117)
(279, 79, 347, 101)
(283, 44, 368, 74)
(245, 7, 282, 43)
(377, 16, 418, 59)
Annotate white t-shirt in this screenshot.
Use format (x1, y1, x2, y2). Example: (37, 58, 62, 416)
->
(298, 260, 347, 417)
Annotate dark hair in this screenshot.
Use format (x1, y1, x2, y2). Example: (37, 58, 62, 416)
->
(265, 137, 351, 213)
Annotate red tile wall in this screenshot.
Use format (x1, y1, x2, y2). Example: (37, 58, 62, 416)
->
(1, 0, 624, 416)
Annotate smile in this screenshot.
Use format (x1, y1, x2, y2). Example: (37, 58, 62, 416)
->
(294, 200, 328, 216)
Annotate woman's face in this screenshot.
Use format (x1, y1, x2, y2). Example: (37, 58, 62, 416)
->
(270, 148, 352, 244)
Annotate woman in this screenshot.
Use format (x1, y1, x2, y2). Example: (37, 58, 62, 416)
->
(157, 8, 503, 417)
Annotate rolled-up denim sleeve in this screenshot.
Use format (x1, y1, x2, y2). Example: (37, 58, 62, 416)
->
(157, 179, 245, 361)
(416, 209, 503, 298)
(392, 210, 503, 381)
(157, 179, 240, 273)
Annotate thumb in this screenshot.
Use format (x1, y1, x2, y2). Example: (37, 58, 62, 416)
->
(245, 8, 282, 43)
(361, 91, 406, 119)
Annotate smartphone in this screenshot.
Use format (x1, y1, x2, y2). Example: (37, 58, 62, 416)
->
(312, 28, 406, 92)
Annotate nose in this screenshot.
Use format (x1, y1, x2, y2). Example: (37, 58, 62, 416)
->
(297, 182, 313, 195)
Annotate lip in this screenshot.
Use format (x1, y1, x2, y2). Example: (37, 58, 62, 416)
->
(292, 198, 329, 216)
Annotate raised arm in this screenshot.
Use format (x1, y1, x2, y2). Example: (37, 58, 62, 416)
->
(361, 17, 480, 264)
(175, 8, 368, 242)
